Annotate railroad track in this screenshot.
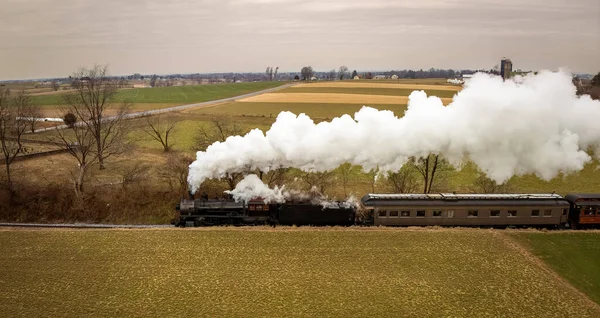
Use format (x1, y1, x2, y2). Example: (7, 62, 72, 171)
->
(0, 223, 172, 229)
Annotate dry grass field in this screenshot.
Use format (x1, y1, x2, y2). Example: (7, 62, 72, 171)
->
(0, 227, 598, 317)
(293, 81, 462, 91)
(237, 92, 453, 105)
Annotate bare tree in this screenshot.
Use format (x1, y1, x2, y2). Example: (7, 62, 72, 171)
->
(62, 65, 131, 169)
(194, 117, 246, 190)
(339, 66, 349, 80)
(160, 153, 193, 196)
(413, 154, 450, 194)
(54, 123, 97, 196)
(256, 166, 288, 188)
(365, 168, 379, 193)
(336, 163, 357, 197)
(120, 162, 150, 188)
(0, 89, 29, 193)
(299, 171, 335, 195)
(195, 117, 244, 151)
(51, 81, 60, 91)
(471, 173, 513, 193)
(327, 69, 337, 81)
(266, 67, 273, 81)
(150, 75, 158, 87)
(301, 66, 314, 81)
(386, 166, 419, 193)
(273, 67, 279, 81)
(23, 103, 42, 133)
(142, 114, 177, 152)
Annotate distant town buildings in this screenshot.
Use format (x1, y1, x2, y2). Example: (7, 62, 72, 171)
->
(501, 57, 512, 80)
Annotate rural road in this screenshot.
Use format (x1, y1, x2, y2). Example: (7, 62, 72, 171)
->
(31, 83, 294, 133)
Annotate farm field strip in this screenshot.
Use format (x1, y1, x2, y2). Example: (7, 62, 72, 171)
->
(236, 92, 453, 105)
(293, 82, 462, 91)
(191, 101, 409, 119)
(277, 86, 459, 98)
(0, 228, 598, 317)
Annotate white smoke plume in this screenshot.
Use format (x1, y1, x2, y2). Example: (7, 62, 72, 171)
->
(189, 70, 600, 192)
(225, 174, 360, 208)
(224, 174, 287, 203)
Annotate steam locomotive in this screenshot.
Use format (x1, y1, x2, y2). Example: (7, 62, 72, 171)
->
(173, 192, 600, 229)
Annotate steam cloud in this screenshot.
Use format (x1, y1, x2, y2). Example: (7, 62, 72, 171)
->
(188, 70, 600, 194)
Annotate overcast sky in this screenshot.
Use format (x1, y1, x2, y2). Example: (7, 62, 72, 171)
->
(1, 0, 599, 80)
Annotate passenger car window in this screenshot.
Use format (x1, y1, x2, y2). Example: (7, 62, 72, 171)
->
(508, 210, 517, 217)
(400, 211, 410, 217)
(432, 210, 442, 217)
(490, 210, 500, 217)
(389, 211, 399, 217)
(378, 210, 387, 218)
(468, 210, 478, 217)
(416, 210, 425, 217)
(531, 210, 540, 217)
(544, 209, 552, 217)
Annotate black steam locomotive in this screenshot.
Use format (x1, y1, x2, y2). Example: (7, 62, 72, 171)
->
(173, 192, 600, 229)
(173, 197, 357, 227)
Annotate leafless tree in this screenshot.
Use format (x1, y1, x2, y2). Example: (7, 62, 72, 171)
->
(265, 67, 279, 81)
(195, 117, 246, 190)
(338, 66, 349, 80)
(0, 89, 30, 193)
(471, 173, 513, 193)
(142, 114, 177, 152)
(195, 117, 244, 151)
(23, 103, 42, 133)
(365, 168, 379, 193)
(327, 69, 337, 81)
(299, 171, 335, 195)
(256, 166, 288, 188)
(413, 154, 450, 194)
(54, 122, 97, 197)
(160, 153, 193, 196)
(120, 162, 150, 188)
(301, 66, 314, 81)
(62, 65, 132, 169)
(51, 81, 60, 91)
(118, 78, 128, 88)
(150, 75, 158, 87)
(386, 166, 419, 193)
(336, 163, 357, 197)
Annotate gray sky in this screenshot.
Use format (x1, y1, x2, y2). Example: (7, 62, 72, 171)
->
(1, 0, 599, 80)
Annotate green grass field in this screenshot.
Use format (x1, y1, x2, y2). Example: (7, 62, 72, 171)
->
(511, 231, 600, 305)
(1, 228, 598, 317)
(30, 82, 286, 106)
(279, 86, 459, 98)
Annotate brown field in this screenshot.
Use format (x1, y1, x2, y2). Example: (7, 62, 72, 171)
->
(293, 82, 462, 91)
(237, 92, 453, 105)
(0, 228, 598, 317)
